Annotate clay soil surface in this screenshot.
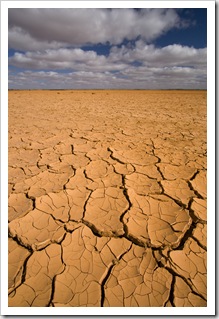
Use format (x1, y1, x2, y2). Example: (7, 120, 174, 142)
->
(8, 90, 207, 307)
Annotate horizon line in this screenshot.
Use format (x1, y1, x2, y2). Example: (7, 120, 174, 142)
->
(8, 88, 207, 91)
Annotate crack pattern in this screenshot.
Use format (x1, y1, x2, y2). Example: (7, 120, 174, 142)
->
(8, 90, 207, 307)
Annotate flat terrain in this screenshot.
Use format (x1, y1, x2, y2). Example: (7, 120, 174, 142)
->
(8, 90, 207, 307)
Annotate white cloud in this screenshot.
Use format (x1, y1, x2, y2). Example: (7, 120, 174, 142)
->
(9, 61, 206, 90)
(8, 70, 125, 89)
(9, 8, 182, 50)
(109, 41, 207, 68)
(9, 43, 207, 73)
(9, 47, 126, 72)
(8, 8, 206, 89)
(8, 27, 67, 51)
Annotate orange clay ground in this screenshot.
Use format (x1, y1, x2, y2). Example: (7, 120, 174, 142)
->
(8, 90, 207, 307)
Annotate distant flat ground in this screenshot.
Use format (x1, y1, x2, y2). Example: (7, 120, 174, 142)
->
(8, 90, 207, 307)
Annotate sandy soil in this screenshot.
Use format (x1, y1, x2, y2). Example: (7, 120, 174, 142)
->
(8, 90, 207, 307)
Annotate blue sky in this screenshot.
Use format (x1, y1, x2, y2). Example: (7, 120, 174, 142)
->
(8, 8, 207, 89)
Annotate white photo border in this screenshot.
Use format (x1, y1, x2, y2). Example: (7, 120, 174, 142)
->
(1, 1, 215, 316)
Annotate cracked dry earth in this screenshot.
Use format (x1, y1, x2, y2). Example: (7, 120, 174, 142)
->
(8, 90, 207, 307)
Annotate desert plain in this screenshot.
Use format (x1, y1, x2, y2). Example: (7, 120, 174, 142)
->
(8, 90, 207, 307)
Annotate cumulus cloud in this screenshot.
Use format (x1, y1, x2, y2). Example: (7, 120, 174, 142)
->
(109, 41, 207, 68)
(8, 65, 206, 90)
(8, 40, 207, 89)
(9, 43, 207, 72)
(8, 8, 206, 90)
(8, 70, 124, 89)
(8, 27, 67, 51)
(9, 8, 182, 50)
(9, 47, 126, 72)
